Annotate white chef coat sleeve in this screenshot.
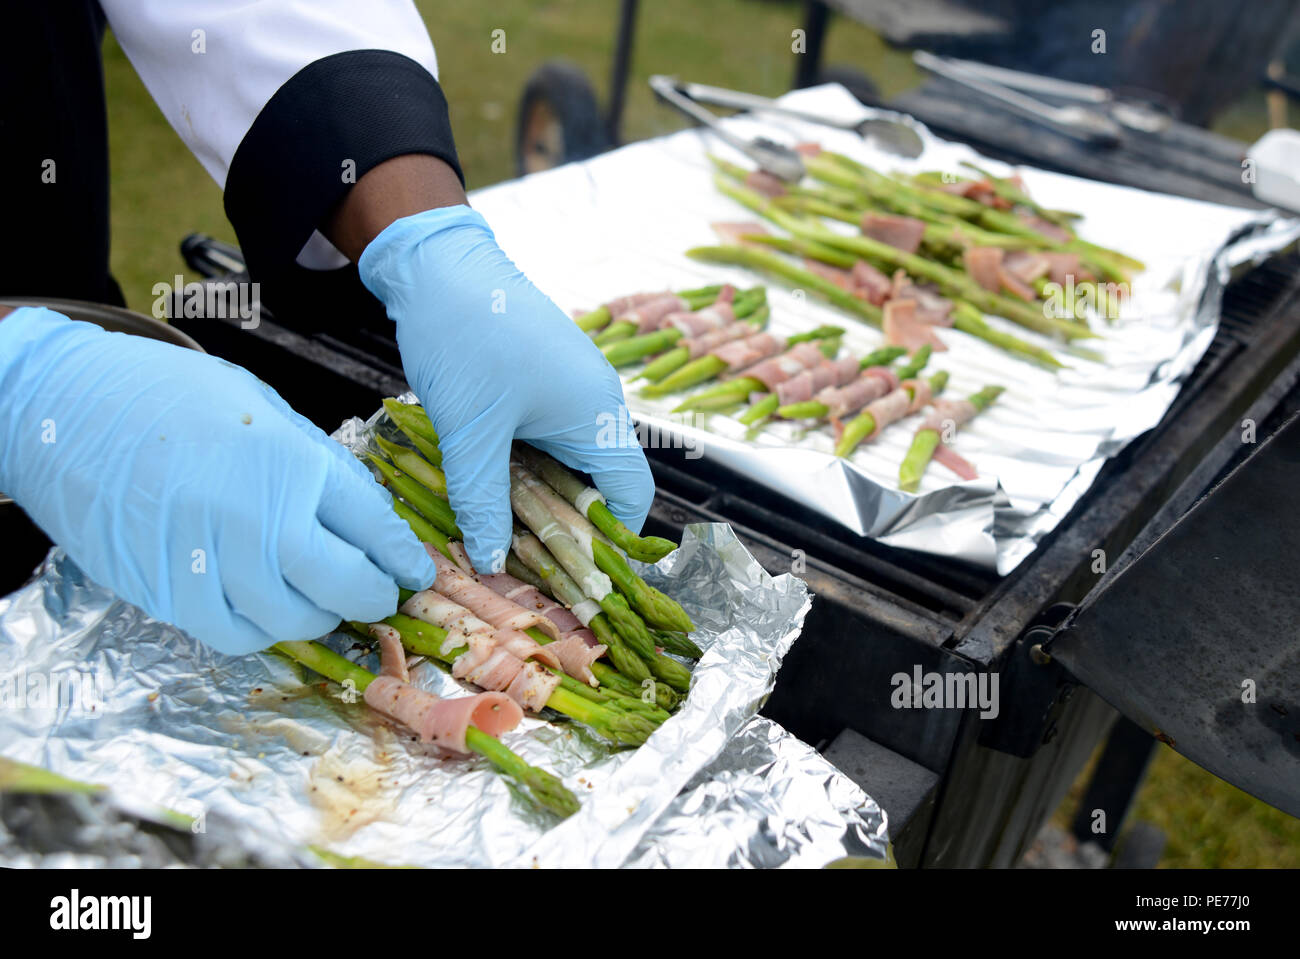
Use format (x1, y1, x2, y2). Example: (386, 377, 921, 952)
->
(100, 0, 463, 278)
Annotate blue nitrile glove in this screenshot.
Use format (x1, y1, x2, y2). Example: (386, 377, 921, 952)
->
(0, 307, 435, 656)
(359, 205, 654, 573)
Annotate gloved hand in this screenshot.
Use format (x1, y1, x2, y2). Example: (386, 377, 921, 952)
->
(359, 205, 654, 573)
(0, 307, 435, 655)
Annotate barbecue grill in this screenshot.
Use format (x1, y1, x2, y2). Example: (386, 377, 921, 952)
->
(153, 225, 1300, 868)
(5, 81, 1297, 868)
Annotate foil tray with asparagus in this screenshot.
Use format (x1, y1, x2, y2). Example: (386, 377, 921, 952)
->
(274, 398, 702, 820)
(576, 275, 1007, 490)
(573, 146, 1146, 491)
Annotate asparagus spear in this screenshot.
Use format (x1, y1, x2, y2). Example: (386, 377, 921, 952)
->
(513, 459, 696, 634)
(273, 639, 579, 817)
(712, 162, 1118, 335)
(375, 435, 446, 497)
(591, 658, 682, 711)
(511, 529, 652, 685)
(513, 444, 678, 563)
(602, 286, 767, 368)
(508, 473, 693, 693)
(368, 454, 462, 539)
(378, 614, 659, 747)
(593, 286, 732, 347)
(504, 552, 549, 592)
(643, 324, 844, 399)
(899, 385, 1003, 492)
(654, 630, 705, 660)
(391, 499, 453, 561)
(834, 371, 950, 458)
(773, 345, 922, 421)
(779, 218, 1094, 341)
(696, 178, 1070, 362)
(817, 151, 1141, 280)
(628, 301, 772, 385)
(577, 284, 722, 336)
(776, 193, 1042, 254)
(508, 466, 662, 660)
(957, 161, 1081, 227)
(383, 398, 442, 467)
(738, 395, 779, 426)
(670, 337, 892, 415)
(521, 628, 670, 722)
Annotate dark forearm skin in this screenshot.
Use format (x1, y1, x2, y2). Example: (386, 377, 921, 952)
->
(323, 153, 468, 262)
(0, 306, 15, 321)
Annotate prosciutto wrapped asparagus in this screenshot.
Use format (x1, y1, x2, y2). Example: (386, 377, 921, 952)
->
(645, 324, 844, 402)
(899, 386, 1004, 491)
(271, 638, 578, 817)
(603, 286, 769, 369)
(833, 371, 950, 458)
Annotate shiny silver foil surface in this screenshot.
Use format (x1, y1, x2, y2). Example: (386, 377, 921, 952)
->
(0, 435, 886, 867)
(467, 84, 1300, 573)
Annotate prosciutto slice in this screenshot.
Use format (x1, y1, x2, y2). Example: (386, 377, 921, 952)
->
(1040, 252, 1081, 287)
(477, 570, 583, 633)
(889, 271, 953, 326)
(1018, 213, 1072, 243)
(859, 387, 913, 439)
(794, 142, 822, 156)
(712, 331, 783, 370)
(429, 550, 562, 641)
(624, 294, 688, 334)
(370, 623, 410, 682)
(861, 214, 926, 254)
(400, 589, 496, 656)
(566, 627, 601, 648)
(851, 261, 893, 306)
(963, 247, 1004, 292)
(938, 177, 1011, 209)
(883, 299, 947, 352)
(804, 258, 854, 292)
(711, 221, 770, 246)
(540, 633, 607, 686)
(400, 588, 563, 673)
(816, 366, 899, 420)
(932, 443, 979, 480)
(683, 320, 754, 358)
(505, 661, 561, 712)
(901, 377, 932, 413)
(734, 341, 825, 390)
(604, 291, 671, 317)
(665, 301, 736, 337)
(774, 355, 860, 406)
(997, 264, 1037, 302)
(745, 169, 788, 198)
(460, 648, 525, 692)
(363, 675, 522, 754)
(1003, 251, 1051, 285)
(450, 639, 561, 712)
(920, 398, 979, 433)
(362, 624, 522, 755)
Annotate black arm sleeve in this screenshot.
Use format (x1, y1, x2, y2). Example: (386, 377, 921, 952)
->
(223, 49, 463, 333)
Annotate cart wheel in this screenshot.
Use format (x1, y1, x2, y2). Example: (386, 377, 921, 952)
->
(810, 65, 881, 107)
(516, 61, 609, 177)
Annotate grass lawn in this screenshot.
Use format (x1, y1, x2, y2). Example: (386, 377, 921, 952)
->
(100, 0, 1295, 866)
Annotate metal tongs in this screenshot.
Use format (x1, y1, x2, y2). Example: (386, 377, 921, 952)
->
(913, 51, 1146, 146)
(649, 75, 925, 182)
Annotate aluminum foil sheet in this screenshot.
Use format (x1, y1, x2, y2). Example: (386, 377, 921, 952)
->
(0, 405, 888, 866)
(466, 84, 1300, 573)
